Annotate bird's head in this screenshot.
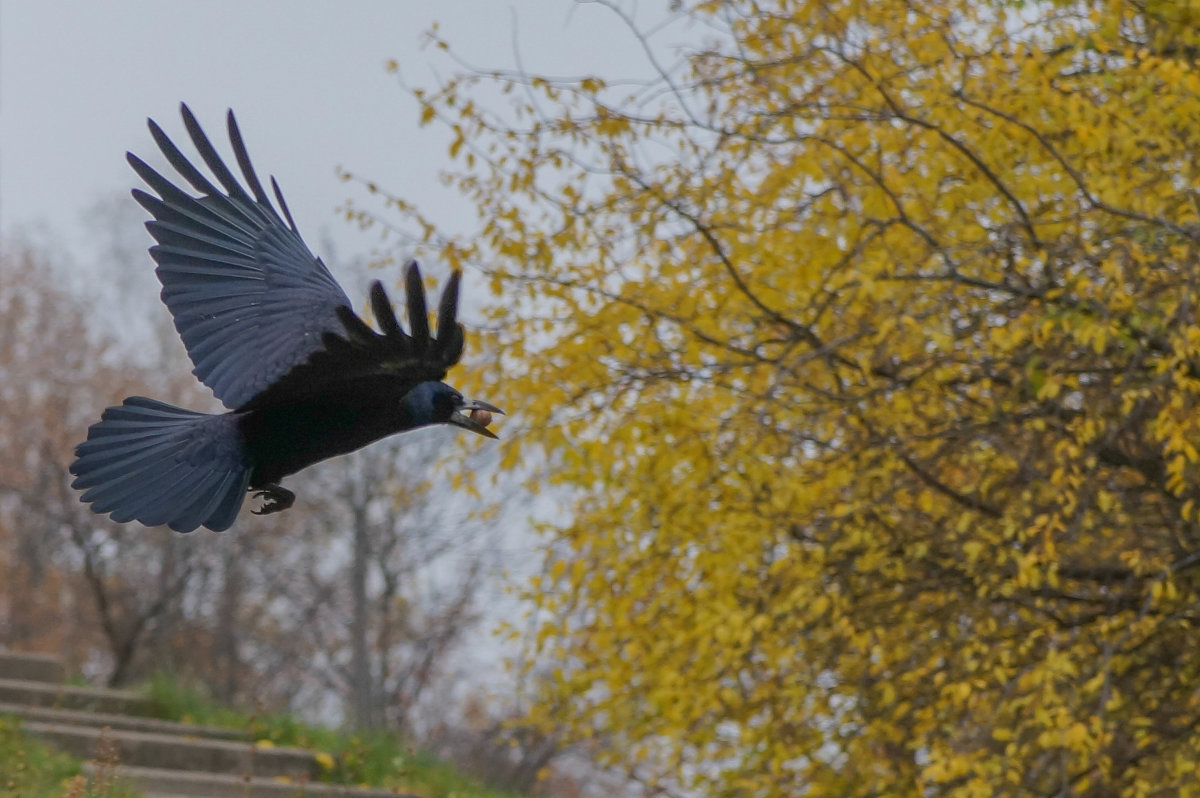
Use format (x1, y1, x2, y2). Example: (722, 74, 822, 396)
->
(403, 381, 504, 439)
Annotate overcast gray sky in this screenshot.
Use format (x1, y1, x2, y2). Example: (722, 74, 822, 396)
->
(0, 1, 658, 271)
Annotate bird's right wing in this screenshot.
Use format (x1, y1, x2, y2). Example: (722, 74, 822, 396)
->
(129, 104, 354, 409)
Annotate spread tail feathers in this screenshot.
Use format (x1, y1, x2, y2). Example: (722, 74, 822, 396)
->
(70, 397, 251, 532)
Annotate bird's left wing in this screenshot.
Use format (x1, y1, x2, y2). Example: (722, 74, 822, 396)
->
(129, 104, 355, 409)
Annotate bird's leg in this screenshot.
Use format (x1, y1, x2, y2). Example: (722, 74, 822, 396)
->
(251, 483, 295, 515)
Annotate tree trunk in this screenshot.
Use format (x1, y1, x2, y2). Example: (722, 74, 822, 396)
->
(215, 538, 242, 703)
(350, 498, 381, 729)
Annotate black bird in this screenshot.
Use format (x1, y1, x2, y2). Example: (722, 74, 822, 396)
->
(69, 104, 502, 533)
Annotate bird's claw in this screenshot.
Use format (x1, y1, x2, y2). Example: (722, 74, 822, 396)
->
(251, 484, 295, 515)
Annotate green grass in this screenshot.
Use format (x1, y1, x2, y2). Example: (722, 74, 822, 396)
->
(0, 715, 138, 798)
(145, 675, 529, 798)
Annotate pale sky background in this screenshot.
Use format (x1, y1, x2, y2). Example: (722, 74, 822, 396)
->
(0, 0, 668, 271)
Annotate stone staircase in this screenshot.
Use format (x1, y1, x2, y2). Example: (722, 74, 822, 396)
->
(0, 650, 414, 797)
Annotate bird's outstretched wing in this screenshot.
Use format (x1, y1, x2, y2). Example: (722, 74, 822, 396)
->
(131, 103, 354, 408)
(130, 104, 465, 409)
(242, 262, 466, 411)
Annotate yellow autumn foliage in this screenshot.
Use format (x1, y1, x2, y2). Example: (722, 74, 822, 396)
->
(369, 0, 1200, 794)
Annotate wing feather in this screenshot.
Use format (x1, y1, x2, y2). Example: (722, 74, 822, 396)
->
(179, 105, 258, 207)
(226, 110, 273, 206)
(370, 282, 406, 341)
(405, 267, 430, 349)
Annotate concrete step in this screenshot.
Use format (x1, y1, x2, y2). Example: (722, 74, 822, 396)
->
(0, 701, 243, 741)
(89, 764, 419, 798)
(0, 677, 155, 715)
(25, 721, 321, 780)
(0, 650, 66, 683)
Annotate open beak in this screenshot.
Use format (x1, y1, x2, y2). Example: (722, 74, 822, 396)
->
(449, 399, 505, 440)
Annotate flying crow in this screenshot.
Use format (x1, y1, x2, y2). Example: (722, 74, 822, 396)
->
(70, 104, 501, 533)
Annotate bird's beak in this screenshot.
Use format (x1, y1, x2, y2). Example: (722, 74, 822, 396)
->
(449, 399, 505, 440)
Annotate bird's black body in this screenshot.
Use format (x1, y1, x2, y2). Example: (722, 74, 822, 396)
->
(240, 385, 432, 487)
(69, 105, 500, 533)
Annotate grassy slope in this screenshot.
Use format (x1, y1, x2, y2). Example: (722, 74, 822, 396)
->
(145, 675, 529, 798)
(0, 715, 136, 798)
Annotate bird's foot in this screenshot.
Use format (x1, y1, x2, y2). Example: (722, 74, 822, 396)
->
(251, 484, 295, 515)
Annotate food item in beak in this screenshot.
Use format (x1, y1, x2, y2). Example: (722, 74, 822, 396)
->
(470, 408, 493, 427)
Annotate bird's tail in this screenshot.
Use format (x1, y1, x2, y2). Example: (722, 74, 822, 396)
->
(69, 397, 251, 533)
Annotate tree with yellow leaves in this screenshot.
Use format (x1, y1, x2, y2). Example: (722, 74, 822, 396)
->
(357, 0, 1200, 793)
